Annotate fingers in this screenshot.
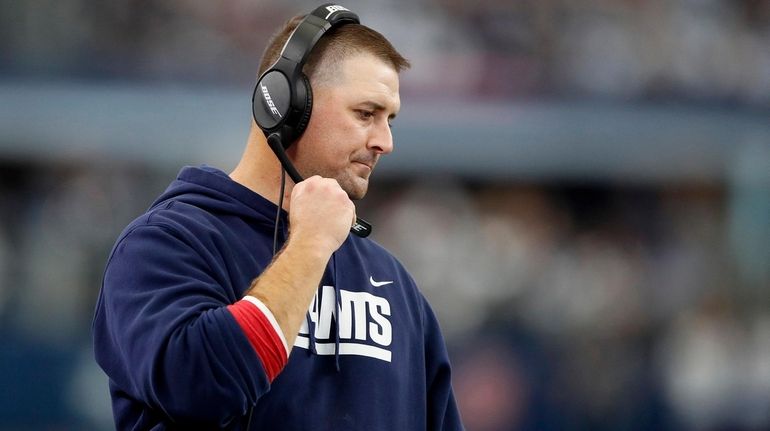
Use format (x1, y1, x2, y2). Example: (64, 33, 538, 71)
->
(289, 176, 356, 254)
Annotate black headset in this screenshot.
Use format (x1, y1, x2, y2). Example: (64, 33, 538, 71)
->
(251, 3, 372, 238)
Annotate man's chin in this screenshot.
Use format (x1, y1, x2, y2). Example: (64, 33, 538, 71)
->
(342, 177, 369, 200)
(346, 186, 368, 201)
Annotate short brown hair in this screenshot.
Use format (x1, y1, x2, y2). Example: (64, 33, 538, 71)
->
(258, 15, 410, 85)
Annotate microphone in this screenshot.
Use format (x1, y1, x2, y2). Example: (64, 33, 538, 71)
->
(267, 133, 373, 238)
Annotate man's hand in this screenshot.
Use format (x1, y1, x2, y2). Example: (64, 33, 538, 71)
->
(288, 175, 355, 256)
(243, 176, 355, 351)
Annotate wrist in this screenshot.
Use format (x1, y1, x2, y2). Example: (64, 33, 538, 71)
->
(284, 231, 337, 263)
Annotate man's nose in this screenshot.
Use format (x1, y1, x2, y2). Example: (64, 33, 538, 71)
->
(368, 120, 393, 155)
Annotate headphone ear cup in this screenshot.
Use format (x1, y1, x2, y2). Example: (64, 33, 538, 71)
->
(295, 74, 313, 136)
(253, 70, 292, 133)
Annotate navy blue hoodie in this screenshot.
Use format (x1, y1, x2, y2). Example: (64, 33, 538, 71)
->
(92, 166, 463, 430)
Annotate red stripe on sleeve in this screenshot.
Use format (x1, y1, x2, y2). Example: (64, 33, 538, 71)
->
(227, 300, 288, 382)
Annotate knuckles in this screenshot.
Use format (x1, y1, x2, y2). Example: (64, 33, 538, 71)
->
(295, 176, 347, 201)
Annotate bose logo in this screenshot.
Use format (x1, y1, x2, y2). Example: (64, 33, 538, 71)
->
(260, 83, 282, 119)
(324, 5, 349, 19)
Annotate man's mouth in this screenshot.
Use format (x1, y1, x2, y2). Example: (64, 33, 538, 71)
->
(352, 157, 377, 171)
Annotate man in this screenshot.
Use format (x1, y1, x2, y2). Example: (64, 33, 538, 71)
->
(93, 5, 464, 430)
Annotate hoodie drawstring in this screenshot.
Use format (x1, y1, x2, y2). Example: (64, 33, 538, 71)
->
(304, 253, 342, 371)
(332, 253, 341, 372)
(305, 311, 317, 356)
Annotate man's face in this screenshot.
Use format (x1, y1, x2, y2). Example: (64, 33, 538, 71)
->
(290, 52, 401, 200)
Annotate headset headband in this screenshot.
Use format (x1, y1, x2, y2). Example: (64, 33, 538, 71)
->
(280, 5, 359, 66)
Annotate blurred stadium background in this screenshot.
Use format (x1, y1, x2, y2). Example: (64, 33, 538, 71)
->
(1, 0, 769, 429)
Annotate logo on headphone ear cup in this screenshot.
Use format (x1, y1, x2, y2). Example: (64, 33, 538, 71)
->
(253, 71, 292, 131)
(253, 71, 313, 149)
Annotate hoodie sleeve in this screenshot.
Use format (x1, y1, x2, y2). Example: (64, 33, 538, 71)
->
(93, 223, 276, 428)
(422, 296, 466, 431)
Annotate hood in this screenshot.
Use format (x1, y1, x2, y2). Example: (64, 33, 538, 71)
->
(150, 165, 286, 230)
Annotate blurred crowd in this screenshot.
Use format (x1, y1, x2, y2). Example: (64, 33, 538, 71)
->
(1, 0, 769, 430)
(3, 0, 769, 105)
(368, 176, 770, 430)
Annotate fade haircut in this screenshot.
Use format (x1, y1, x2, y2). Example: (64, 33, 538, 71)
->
(258, 15, 410, 87)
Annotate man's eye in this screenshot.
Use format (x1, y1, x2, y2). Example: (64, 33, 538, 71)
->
(357, 110, 374, 120)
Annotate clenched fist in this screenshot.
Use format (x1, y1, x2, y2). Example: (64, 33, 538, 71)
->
(288, 176, 355, 256)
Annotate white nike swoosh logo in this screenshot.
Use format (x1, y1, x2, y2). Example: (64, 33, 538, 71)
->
(369, 276, 393, 287)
